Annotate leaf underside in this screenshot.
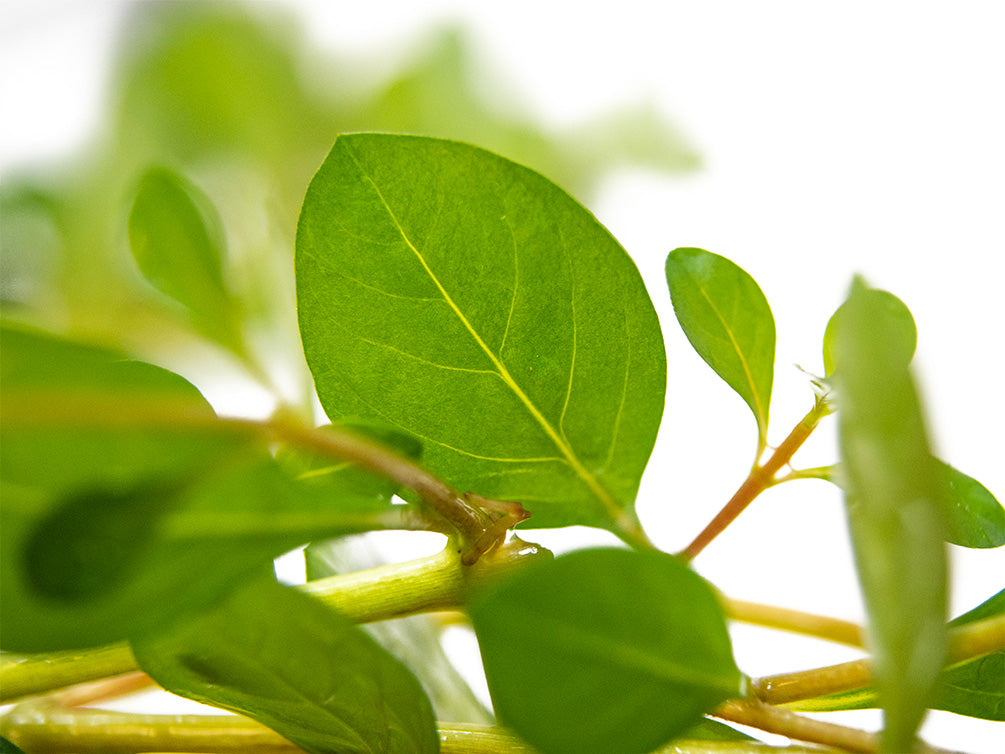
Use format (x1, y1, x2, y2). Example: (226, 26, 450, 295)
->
(296, 133, 666, 532)
(133, 578, 439, 754)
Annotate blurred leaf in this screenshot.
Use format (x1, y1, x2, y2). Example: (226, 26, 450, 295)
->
(5, 2, 697, 377)
(352, 28, 699, 193)
(305, 537, 492, 725)
(0, 326, 404, 652)
(0, 323, 232, 492)
(128, 167, 242, 352)
(834, 277, 948, 752)
(665, 248, 775, 447)
(297, 134, 666, 532)
(469, 548, 741, 754)
(133, 577, 439, 754)
(823, 287, 915, 377)
(817, 459, 1004, 549)
(941, 463, 1005, 548)
(0, 737, 28, 754)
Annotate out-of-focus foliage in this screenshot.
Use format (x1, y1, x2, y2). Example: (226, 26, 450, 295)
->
(0, 0, 697, 396)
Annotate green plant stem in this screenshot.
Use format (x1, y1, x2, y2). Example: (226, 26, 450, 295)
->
(0, 539, 550, 703)
(680, 399, 829, 562)
(0, 707, 834, 753)
(264, 414, 519, 563)
(0, 644, 139, 705)
(301, 536, 550, 622)
(715, 699, 876, 752)
(751, 614, 1005, 705)
(723, 599, 865, 647)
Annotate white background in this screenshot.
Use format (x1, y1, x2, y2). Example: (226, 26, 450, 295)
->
(2, 1, 1003, 751)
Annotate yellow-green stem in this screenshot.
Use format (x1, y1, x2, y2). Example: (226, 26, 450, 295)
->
(724, 598, 865, 647)
(0, 707, 838, 754)
(0, 539, 550, 703)
(753, 614, 1005, 705)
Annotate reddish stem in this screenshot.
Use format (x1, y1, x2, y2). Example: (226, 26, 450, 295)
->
(680, 400, 827, 561)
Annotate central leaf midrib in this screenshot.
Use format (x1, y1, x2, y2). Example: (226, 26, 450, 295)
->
(695, 280, 766, 430)
(344, 145, 621, 523)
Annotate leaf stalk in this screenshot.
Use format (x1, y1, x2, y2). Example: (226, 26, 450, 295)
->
(680, 399, 828, 561)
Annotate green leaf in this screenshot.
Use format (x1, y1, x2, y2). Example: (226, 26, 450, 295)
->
(2, 449, 402, 653)
(0, 326, 403, 651)
(791, 589, 1005, 720)
(814, 459, 1004, 550)
(296, 134, 666, 533)
(128, 166, 242, 351)
(0, 738, 27, 754)
(665, 248, 775, 446)
(937, 589, 1005, 720)
(823, 287, 915, 376)
(133, 577, 439, 754)
(833, 277, 949, 752)
(941, 463, 1005, 548)
(468, 548, 742, 754)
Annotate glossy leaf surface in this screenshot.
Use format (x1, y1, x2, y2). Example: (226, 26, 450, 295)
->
(297, 134, 666, 532)
(128, 167, 242, 350)
(0, 326, 402, 651)
(134, 578, 439, 754)
(941, 463, 1005, 548)
(665, 247, 775, 445)
(469, 548, 741, 754)
(823, 287, 915, 376)
(834, 278, 948, 752)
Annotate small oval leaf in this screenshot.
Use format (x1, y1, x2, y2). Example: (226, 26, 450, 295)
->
(134, 578, 439, 754)
(296, 134, 666, 533)
(665, 248, 775, 446)
(128, 167, 241, 350)
(469, 548, 742, 754)
(834, 277, 949, 752)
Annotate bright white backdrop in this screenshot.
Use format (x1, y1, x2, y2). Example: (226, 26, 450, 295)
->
(2, 1, 1003, 751)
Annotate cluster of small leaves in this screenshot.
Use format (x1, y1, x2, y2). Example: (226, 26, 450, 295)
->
(2, 123, 1003, 754)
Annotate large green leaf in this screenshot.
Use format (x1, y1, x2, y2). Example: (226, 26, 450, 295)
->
(833, 278, 949, 752)
(468, 548, 742, 754)
(128, 166, 242, 352)
(792, 589, 1005, 720)
(296, 134, 666, 533)
(0, 326, 405, 651)
(134, 577, 439, 754)
(665, 248, 775, 447)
